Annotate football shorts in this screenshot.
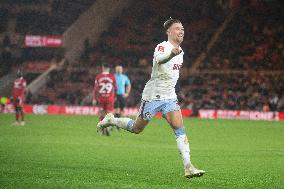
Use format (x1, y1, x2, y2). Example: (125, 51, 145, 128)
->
(138, 99, 180, 120)
(98, 100, 114, 112)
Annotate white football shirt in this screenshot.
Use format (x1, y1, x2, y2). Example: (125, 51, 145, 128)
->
(142, 41, 184, 101)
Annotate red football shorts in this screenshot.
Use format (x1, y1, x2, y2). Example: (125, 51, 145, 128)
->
(13, 96, 24, 108)
(98, 100, 114, 112)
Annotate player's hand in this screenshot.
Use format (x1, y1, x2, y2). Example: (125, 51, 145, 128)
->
(171, 47, 182, 56)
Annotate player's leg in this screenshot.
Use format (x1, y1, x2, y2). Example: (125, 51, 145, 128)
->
(130, 115, 149, 134)
(14, 106, 20, 125)
(20, 108, 24, 122)
(13, 98, 20, 125)
(19, 98, 25, 126)
(116, 96, 126, 131)
(163, 101, 205, 178)
(164, 110, 205, 178)
(105, 101, 116, 135)
(113, 97, 122, 131)
(19, 107, 25, 126)
(114, 108, 120, 118)
(97, 100, 152, 134)
(98, 113, 149, 133)
(101, 110, 110, 136)
(120, 96, 125, 117)
(99, 107, 106, 121)
(116, 107, 122, 118)
(114, 95, 120, 117)
(98, 101, 110, 136)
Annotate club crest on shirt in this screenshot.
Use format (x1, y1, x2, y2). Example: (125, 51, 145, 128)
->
(158, 46, 164, 52)
(144, 112, 151, 118)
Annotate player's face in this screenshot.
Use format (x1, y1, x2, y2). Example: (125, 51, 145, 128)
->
(115, 66, 123, 74)
(167, 23, 184, 44)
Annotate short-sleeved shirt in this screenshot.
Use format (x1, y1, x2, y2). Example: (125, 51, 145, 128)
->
(94, 73, 116, 103)
(115, 74, 131, 95)
(12, 77, 26, 106)
(12, 77, 26, 99)
(142, 41, 184, 101)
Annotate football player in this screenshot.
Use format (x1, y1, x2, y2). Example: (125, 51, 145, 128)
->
(12, 70, 26, 126)
(97, 18, 205, 178)
(93, 63, 116, 136)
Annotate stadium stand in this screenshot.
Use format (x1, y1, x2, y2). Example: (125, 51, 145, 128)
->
(185, 1, 284, 112)
(0, 0, 96, 73)
(0, 8, 8, 33)
(0, 0, 97, 97)
(90, 0, 227, 68)
(10, 0, 95, 35)
(1, 0, 283, 112)
(178, 72, 284, 112)
(199, 5, 284, 70)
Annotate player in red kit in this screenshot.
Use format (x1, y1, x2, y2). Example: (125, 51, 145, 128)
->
(93, 63, 116, 136)
(12, 70, 27, 126)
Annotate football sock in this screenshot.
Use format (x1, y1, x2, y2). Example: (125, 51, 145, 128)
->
(21, 111, 24, 121)
(16, 112, 19, 121)
(113, 117, 134, 132)
(174, 127, 191, 168)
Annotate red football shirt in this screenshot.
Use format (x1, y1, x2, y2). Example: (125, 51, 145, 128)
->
(12, 77, 26, 99)
(93, 73, 116, 102)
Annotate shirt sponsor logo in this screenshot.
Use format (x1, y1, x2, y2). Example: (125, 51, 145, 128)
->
(173, 64, 182, 70)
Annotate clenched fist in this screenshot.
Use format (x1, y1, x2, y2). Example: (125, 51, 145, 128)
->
(171, 47, 182, 56)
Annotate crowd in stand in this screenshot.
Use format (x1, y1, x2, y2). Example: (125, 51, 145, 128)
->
(178, 73, 283, 113)
(0, 35, 13, 77)
(0, 0, 94, 77)
(188, 2, 284, 112)
(88, 0, 226, 69)
(1, 0, 96, 35)
(200, 5, 284, 70)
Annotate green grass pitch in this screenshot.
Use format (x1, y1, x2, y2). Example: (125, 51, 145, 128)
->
(0, 114, 283, 189)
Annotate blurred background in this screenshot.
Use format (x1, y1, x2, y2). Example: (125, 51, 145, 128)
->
(0, 0, 283, 115)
